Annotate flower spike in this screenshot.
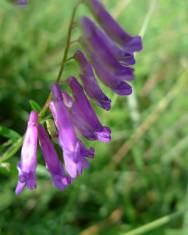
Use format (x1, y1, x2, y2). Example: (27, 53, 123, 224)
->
(15, 0, 142, 194)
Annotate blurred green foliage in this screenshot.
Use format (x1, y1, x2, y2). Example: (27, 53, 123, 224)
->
(0, 0, 188, 234)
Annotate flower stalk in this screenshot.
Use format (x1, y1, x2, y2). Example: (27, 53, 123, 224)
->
(39, 0, 83, 119)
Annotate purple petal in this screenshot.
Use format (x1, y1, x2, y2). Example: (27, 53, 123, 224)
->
(80, 17, 134, 78)
(68, 77, 111, 142)
(105, 36, 136, 66)
(50, 84, 94, 178)
(91, 55, 133, 96)
(16, 111, 38, 195)
(38, 124, 71, 191)
(74, 50, 111, 110)
(79, 140, 95, 158)
(51, 84, 77, 151)
(62, 94, 98, 141)
(82, 25, 135, 67)
(119, 52, 136, 67)
(53, 175, 72, 191)
(85, 0, 143, 52)
(15, 181, 25, 195)
(63, 91, 107, 145)
(63, 151, 90, 178)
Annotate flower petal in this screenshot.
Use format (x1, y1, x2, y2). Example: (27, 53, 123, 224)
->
(80, 17, 134, 78)
(85, 0, 143, 52)
(91, 55, 133, 96)
(74, 50, 111, 110)
(38, 124, 71, 191)
(50, 84, 94, 178)
(16, 111, 38, 195)
(68, 77, 111, 142)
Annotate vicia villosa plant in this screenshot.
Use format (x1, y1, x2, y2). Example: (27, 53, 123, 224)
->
(15, 0, 143, 195)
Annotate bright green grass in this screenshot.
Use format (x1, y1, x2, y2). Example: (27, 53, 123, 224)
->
(0, 0, 188, 234)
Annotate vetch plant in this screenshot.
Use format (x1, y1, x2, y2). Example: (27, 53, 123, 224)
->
(14, 0, 142, 194)
(2, 1, 188, 234)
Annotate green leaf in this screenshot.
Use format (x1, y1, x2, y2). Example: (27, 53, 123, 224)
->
(0, 126, 20, 141)
(29, 100, 41, 112)
(0, 137, 23, 163)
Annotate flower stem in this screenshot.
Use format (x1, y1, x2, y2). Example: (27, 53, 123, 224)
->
(39, 1, 82, 119)
(56, 1, 81, 83)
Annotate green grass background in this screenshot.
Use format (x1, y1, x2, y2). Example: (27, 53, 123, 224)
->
(0, 0, 188, 234)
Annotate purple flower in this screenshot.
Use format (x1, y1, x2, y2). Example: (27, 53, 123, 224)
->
(117, 52, 135, 67)
(15, 111, 38, 195)
(80, 17, 134, 79)
(38, 125, 71, 191)
(74, 50, 111, 110)
(85, 0, 142, 53)
(63, 90, 110, 142)
(82, 23, 135, 67)
(98, 32, 136, 67)
(91, 53, 132, 96)
(68, 77, 111, 142)
(49, 83, 95, 178)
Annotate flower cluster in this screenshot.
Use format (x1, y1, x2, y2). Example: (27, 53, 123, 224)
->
(16, 0, 142, 195)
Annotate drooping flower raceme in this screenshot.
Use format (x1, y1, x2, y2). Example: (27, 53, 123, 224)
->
(15, 0, 142, 194)
(15, 111, 38, 195)
(50, 83, 95, 178)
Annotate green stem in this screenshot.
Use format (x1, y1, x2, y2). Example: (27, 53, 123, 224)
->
(39, 1, 82, 118)
(39, 93, 52, 119)
(56, 2, 81, 83)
